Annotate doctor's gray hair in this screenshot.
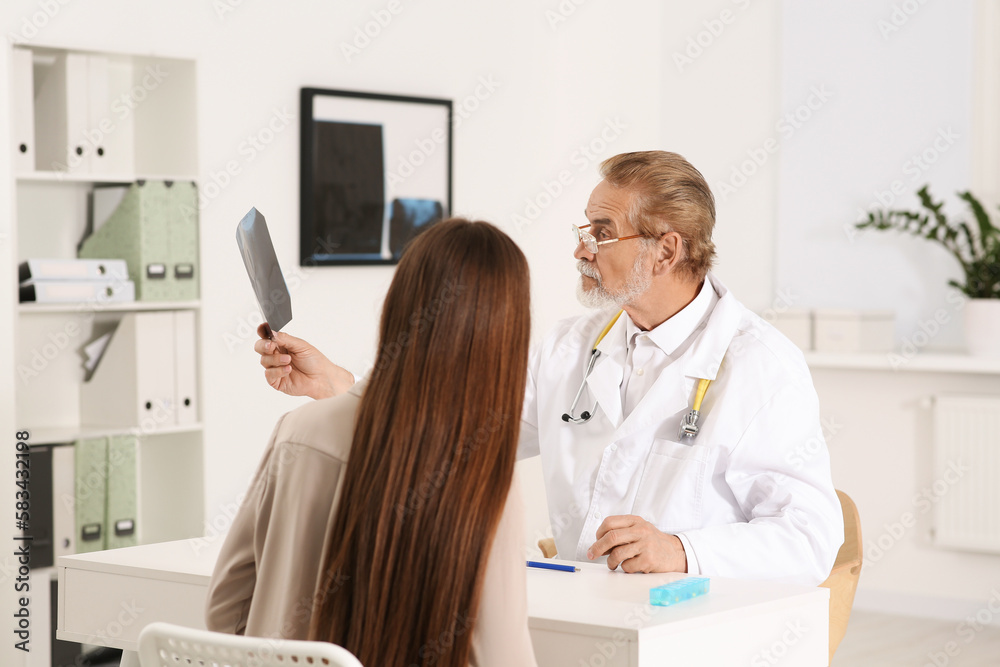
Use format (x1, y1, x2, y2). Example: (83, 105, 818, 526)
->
(600, 151, 716, 280)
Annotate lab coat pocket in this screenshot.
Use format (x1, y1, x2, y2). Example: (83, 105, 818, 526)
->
(633, 438, 714, 534)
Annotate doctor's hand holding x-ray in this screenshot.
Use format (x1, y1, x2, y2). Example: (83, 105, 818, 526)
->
(254, 151, 844, 585)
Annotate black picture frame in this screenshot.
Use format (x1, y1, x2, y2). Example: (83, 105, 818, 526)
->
(300, 87, 453, 266)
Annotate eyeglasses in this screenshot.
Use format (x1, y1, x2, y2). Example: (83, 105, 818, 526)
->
(571, 224, 644, 254)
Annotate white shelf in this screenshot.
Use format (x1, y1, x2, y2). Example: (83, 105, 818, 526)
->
(25, 423, 203, 446)
(17, 171, 198, 184)
(8, 46, 205, 663)
(19, 300, 200, 314)
(804, 350, 1000, 375)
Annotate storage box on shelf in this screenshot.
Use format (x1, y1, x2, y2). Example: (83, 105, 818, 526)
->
(813, 309, 895, 354)
(81, 180, 200, 301)
(769, 308, 813, 351)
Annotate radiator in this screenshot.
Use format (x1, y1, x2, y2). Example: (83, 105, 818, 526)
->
(932, 395, 1000, 553)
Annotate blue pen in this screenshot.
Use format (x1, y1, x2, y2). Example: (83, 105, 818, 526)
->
(527, 560, 579, 572)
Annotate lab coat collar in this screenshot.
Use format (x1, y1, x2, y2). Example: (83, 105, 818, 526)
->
(623, 276, 718, 358)
(577, 274, 742, 433)
(598, 272, 740, 382)
(612, 273, 742, 441)
(681, 273, 742, 381)
(588, 312, 627, 428)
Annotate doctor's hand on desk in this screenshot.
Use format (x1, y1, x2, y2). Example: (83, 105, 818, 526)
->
(254, 324, 355, 399)
(587, 515, 688, 574)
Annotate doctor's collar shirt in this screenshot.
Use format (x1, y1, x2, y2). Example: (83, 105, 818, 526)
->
(517, 273, 844, 586)
(620, 277, 719, 418)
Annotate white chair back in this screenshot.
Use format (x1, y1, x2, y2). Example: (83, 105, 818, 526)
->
(136, 621, 363, 667)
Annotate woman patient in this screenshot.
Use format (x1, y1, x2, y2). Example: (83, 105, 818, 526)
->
(205, 218, 537, 666)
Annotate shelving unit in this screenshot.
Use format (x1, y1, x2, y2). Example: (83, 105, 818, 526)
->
(18, 171, 198, 184)
(804, 350, 1000, 375)
(5, 43, 204, 666)
(19, 299, 200, 314)
(26, 423, 204, 447)
(10, 42, 204, 530)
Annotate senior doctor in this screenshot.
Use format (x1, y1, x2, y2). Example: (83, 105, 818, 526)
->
(254, 151, 843, 587)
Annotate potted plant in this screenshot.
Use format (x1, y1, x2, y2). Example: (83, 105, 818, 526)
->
(856, 185, 1000, 356)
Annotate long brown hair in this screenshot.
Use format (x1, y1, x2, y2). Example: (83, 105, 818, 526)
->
(308, 218, 531, 666)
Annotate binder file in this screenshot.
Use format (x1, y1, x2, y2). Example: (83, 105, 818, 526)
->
(52, 444, 76, 560)
(19, 258, 129, 283)
(80, 311, 177, 429)
(80, 180, 200, 301)
(22, 444, 76, 568)
(33, 51, 90, 173)
(28, 446, 55, 568)
(74, 437, 108, 553)
(92, 56, 137, 174)
(174, 310, 199, 425)
(12, 47, 35, 173)
(106, 435, 138, 549)
(18, 278, 135, 304)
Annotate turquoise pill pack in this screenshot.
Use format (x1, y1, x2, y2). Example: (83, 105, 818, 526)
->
(649, 577, 710, 607)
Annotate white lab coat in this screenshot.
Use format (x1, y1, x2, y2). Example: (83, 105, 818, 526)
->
(518, 273, 844, 586)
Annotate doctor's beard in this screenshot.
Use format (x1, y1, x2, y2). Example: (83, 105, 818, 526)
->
(575, 248, 653, 309)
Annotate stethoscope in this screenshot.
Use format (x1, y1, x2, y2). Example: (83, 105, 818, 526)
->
(561, 310, 715, 442)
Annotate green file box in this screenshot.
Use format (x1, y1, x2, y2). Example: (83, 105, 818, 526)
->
(166, 181, 200, 301)
(106, 435, 138, 549)
(79, 180, 200, 301)
(74, 437, 108, 553)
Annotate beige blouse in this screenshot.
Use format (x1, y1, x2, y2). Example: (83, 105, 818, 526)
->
(205, 380, 537, 666)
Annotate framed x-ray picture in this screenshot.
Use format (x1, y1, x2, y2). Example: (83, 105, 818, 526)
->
(300, 87, 452, 266)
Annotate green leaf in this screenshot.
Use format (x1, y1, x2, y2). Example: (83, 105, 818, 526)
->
(946, 278, 970, 297)
(958, 191, 996, 254)
(850, 185, 997, 295)
(917, 185, 948, 229)
(957, 222, 977, 262)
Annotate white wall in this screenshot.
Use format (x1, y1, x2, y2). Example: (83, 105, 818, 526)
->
(659, 0, 783, 312)
(778, 0, 975, 349)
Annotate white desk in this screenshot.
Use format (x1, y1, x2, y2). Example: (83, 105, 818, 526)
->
(58, 538, 829, 666)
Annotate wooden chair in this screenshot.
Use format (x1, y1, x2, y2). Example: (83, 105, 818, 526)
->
(538, 537, 557, 558)
(820, 489, 863, 664)
(536, 490, 862, 665)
